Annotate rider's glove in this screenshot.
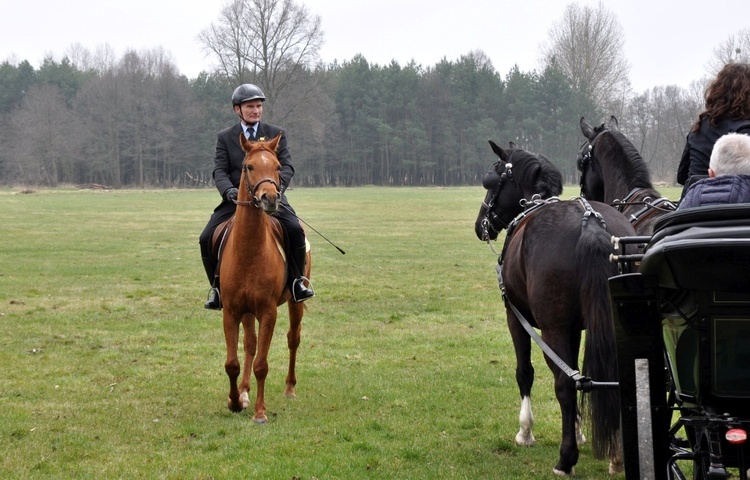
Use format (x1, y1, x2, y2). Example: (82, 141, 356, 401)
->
(224, 187, 238, 203)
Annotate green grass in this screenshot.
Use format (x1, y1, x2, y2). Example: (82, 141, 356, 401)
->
(0, 185, 683, 479)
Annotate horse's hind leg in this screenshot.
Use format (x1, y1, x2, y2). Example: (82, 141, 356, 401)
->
(284, 302, 304, 399)
(223, 311, 245, 412)
(544, 333, 580, 476)
(608, 430, 624, 474)
(507, 310, 535, 446)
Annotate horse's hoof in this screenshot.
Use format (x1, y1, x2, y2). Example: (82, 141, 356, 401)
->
(553, 466, 574, 476)
(515, 431, 535, 446)
(609, 461, 624, 474)
(227, 400, 244, 413)
(239, 392, 250, 409)
(284, 389, 297, 399)
(253, 415, 268, 424)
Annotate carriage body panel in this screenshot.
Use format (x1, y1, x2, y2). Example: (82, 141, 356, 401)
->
(611, 205, 750, 480)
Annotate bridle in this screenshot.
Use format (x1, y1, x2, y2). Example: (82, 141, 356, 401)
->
(233, 162, 280, 208)
(577, 128, 606, 199)
(480, 159, 518, 241)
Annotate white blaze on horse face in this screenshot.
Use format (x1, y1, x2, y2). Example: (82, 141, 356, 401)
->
(515, 395, 535, 446)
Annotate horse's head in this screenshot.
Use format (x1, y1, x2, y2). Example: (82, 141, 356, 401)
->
(579, 115, 651, 203)
(475, 140, 563, 241)
(238, 131, 283, 213)
(578, 116, 609, 202)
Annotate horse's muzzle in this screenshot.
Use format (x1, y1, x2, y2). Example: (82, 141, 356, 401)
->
(259, 193, 280, 213)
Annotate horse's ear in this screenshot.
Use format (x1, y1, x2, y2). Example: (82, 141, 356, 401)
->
(488, 140, 509, 161)
(508, 141, 518, 149)
(580, 117, 596, 140)
(607, 115, 619, 130)
(240, 132, 252, 152)
(269, 131, 283, 152)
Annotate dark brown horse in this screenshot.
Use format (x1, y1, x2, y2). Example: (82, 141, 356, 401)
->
(220, 132, 311, 423)
(578, 116, 677, 235)
(475, 141, 636, 475)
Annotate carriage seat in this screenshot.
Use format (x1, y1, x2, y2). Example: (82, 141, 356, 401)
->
(641, 204, 750, 292)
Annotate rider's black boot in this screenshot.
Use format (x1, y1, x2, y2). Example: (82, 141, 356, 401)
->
(292, 276, 314, 302)
(201, 256, 222, 310)
(290, 246, 314, 302)
(204, 286, 222, 310)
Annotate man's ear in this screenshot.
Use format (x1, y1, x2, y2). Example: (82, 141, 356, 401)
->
(708, 167, 716, 178)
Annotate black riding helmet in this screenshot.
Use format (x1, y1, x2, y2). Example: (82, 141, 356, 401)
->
(231, 84, 265, 105)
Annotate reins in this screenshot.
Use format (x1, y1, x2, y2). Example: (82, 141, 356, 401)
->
(231, 155, 346, 255)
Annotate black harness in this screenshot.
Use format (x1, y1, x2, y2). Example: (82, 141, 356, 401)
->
(479, 159, 518, 241)
(494, 195, 617, 392)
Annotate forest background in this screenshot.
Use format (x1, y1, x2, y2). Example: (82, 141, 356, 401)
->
(2, 0, 749, 189)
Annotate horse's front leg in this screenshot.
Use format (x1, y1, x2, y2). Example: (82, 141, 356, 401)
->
(239, 312, 257, 412)
(284, 302, 304, 399)
(506, 309, 536, 446)
(252, 309, 277, 423)
(223, 310, 244, 412)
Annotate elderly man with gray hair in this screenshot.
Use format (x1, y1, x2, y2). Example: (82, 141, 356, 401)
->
(678, 132, 750, 209)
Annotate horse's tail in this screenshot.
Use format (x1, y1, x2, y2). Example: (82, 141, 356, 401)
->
(576, 215, 620, 460)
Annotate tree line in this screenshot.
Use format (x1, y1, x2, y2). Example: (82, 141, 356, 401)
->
(1, 1, 748, 189)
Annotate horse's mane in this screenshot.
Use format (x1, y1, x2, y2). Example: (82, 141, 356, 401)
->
(510, 148, 564, 198)
(601, 129, 652, 189)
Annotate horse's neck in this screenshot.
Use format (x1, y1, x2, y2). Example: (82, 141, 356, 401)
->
(230, 208, 277, 256)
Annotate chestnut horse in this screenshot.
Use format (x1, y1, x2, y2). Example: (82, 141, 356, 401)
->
(220, 132, 311, 422)
(578, 116, 676, 235)
(475, 141, 636, 475)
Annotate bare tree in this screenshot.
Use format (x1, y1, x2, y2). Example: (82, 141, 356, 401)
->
(199, 0, 254, 83)
(6, 84, 81, 186)
(199, 0, 323, 120)
(541, 2, 630, 111)
(706, 28, 750, 75)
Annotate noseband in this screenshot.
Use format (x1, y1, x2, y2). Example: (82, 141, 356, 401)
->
(233, 163, 280, 208)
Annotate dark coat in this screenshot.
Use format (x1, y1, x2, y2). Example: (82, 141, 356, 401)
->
(199, 121, 300, 262)
(678, 175, 750, 209)
(212, 122, 294, 200)
(677, 117, 750, 185)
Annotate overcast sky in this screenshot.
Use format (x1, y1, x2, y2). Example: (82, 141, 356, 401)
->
(1, 0, 748, 93)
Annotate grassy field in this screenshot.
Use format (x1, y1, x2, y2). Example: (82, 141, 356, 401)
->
(0, 185, 682, 479)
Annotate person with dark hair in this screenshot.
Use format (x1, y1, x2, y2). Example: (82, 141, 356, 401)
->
(678, 132, 750, 209)
(198, 83, 314, 309)
(677, 63, 750, 196)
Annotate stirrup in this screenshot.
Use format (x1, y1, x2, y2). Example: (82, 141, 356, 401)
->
(292, 276, 315, 303)
(204, 287, 222, 310)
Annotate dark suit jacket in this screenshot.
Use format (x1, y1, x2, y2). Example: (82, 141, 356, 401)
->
(212, 122, 294, 201)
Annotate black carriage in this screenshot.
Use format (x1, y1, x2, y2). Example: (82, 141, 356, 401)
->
(610, 204, 750, 480)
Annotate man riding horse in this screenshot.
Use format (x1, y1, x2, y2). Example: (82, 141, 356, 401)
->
(199, 83, 314, 309)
